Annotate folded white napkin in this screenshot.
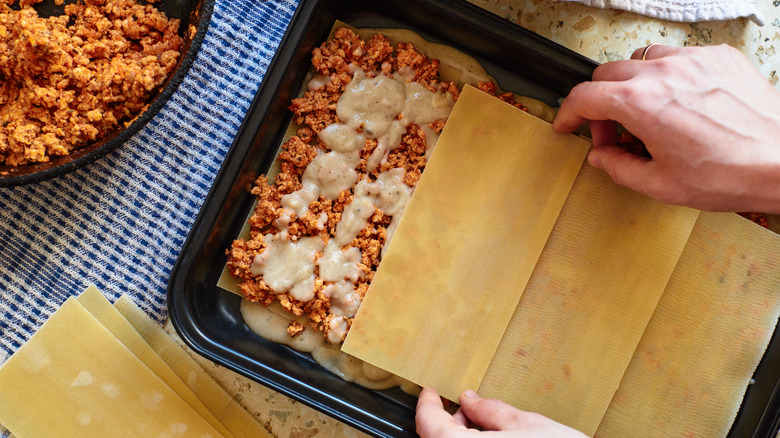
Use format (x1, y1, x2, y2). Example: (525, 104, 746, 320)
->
(559, 0, 765, 25)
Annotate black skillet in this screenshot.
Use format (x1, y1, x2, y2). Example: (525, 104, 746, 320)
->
(0, 0, 214, 187)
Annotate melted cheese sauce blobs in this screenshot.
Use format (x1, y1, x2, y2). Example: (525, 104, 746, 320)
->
(248, 64, 454, 344)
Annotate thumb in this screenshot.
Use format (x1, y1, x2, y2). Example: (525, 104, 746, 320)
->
(458, 390, 550, 431)
(588, 146, 660, 196)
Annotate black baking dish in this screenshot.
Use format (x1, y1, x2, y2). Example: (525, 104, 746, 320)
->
(167, 0, 780, 436)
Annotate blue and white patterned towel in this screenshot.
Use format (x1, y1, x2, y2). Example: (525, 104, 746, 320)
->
(0, 0, 298, 359)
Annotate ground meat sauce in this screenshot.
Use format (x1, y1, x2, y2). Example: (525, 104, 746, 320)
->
(0, 0, 182, 167)
(227, 28, 528, 343)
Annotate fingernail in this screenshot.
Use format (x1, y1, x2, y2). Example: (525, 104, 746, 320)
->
(588, 151, 602, 168)
(462, 390, 478, 399)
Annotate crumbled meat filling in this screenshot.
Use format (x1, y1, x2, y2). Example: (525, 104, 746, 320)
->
(739, 211, 770, 228)
(0, 0, 182, 166)
(287, 320, 305, 337)
(227, 28, 528, 341)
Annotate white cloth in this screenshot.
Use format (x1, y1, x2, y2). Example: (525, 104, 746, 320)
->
(559, 0, 765, 25)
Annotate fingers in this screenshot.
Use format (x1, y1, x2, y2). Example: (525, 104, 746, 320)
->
(458, 390, 549, 431)
(592, 60, 642, 82)
(416, 387, 460, 437)
(451, 408, 469, 428)
(630, 44, 681, 60)
(588, 146, 660, 196)
(555, 44, 682, 135)
(553, 81, 627, 133)
(588, 120, 617, 148)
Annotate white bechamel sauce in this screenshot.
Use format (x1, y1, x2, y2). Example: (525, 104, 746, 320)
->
(240, 299, 421, 393)
(327, 316, 350, 344)
(334, 69, 455, 172)
(250, 234, 325, 302)
(257, 169, 410, 310)
(381, 119, 407, 151)
(365, 119, 407, 172)
(280, 185, 317, 221)
(315, 212, 328, 230)
(322, 280, 362, 318)
(354, 168, 413, 255)
(305, 151, 359, 200)
(355, 167, 411, 216)
(361, 361, 393, 382)
(307, 74, 330, 91)
(319, 243, 364, 283)
(403, 82, 454, 125)
(280, 67, 452, 233)
(267, 169, 412, 313)
(278, 151, 358, 225)
(319, 123, 365, 154)
(290, 275, 317, 302)
(333, 195, 375, 247)
(338, 70, 406, 138)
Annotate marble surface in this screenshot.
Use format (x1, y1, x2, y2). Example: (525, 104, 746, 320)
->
(178, 1, 780, 437)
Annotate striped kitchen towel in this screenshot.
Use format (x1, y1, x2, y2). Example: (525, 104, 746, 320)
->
(0, 0, 298, 362)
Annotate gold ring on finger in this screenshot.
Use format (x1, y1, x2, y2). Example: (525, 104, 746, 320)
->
(641, 43, 660, 61)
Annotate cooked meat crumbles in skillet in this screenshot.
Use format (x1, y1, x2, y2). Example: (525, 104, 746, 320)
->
(0, 0, 182, 166)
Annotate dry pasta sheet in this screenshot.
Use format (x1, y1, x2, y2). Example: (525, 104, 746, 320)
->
(596, 212, 780, 438)
(0, 298, 224, 438)
(0, 288, 271, 438)
(341, 84, 591, 402)
(479, 164, 699, 436)
(341, 87, 780, 436)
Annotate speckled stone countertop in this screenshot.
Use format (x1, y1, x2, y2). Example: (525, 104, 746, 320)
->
(473, 0, 780, 88)
(170, 2, 780, 437)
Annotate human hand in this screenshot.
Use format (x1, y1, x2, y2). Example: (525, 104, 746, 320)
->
(553, 44, 780, 213)
(415, 387, 587, 438)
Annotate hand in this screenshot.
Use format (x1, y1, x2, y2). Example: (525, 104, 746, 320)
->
(415, 387, 587, 438)
(553, 44, 780, 213)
